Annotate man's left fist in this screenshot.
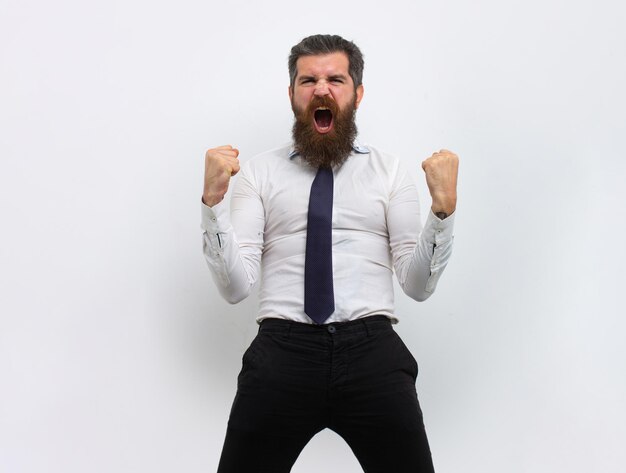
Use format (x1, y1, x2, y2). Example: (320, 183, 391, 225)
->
(422, 149, 459, 218)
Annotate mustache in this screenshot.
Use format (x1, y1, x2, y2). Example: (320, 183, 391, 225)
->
(297, 95, 340, 118)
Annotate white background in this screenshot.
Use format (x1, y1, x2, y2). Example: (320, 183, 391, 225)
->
(2, 0, 625, 472)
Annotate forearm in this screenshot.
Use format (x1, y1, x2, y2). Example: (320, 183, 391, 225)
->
(201, 199, 262, 303)
(396, 210, 455, 301)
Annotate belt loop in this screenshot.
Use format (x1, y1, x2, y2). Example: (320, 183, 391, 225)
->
(362, 318, 371, 337)
(286, 321, 292, 340)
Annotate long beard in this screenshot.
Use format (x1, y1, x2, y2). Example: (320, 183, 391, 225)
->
(291, 95, 358, 169)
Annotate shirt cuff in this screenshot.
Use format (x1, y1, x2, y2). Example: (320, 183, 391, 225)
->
(200, 198, 229, 232)
(423, 209, 455, 246)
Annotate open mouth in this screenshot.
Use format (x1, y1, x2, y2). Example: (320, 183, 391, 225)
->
(313, 107, 334, 134)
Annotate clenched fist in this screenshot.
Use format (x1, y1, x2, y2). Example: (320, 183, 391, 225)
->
(203, 145, 240, 207)
(422, 149, 459, 218)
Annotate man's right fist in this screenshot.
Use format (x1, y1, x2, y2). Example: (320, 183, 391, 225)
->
(203, 145, 240, 207)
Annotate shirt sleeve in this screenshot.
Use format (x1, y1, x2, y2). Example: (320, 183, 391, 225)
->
(386, 164, 455, 301)
(200, 165, 265, 303)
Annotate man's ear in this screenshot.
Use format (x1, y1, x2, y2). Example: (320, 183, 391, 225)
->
(288, 85, 293, 101)
(355, 84, 364, 109)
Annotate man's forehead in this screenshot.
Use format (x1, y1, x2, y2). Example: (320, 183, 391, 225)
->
(295, 52, 350, 77)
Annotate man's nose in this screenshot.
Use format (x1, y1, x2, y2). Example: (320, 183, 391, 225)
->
(313, 81, 330, 96)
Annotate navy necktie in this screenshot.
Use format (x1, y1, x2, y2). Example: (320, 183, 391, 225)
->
(304, 166, 335, 324)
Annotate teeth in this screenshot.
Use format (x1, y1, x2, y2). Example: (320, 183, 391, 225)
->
(316, 107, 330, 111)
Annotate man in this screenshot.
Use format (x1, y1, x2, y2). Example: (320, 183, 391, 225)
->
(201, 34, 458, 473)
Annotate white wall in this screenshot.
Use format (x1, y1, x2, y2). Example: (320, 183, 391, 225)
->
(2, 0, 625, 472)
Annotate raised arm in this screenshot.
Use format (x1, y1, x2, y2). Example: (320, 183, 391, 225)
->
(201, 146, 264, 303)
(388, 150, 458, 301)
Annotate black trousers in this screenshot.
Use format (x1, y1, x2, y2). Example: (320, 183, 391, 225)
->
(217, 315, 435, 473)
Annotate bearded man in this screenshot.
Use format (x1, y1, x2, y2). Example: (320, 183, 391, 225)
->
(201, 34, 459, 473)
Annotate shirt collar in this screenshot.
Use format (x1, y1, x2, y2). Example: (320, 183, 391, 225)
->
(288, 140, 370, 159)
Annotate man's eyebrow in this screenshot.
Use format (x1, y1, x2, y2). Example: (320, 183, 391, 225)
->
(297, 74, 348, 83)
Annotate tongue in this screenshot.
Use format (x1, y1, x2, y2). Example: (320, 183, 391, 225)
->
(315, 109, 333, 128)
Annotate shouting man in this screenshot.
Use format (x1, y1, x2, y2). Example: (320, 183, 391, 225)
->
(201, 34, 459, 472)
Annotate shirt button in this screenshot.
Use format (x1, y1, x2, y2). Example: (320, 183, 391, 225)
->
(327, 325, 336, 334)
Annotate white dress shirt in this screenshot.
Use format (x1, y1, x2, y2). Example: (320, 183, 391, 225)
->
(201, 142, 455, 324)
